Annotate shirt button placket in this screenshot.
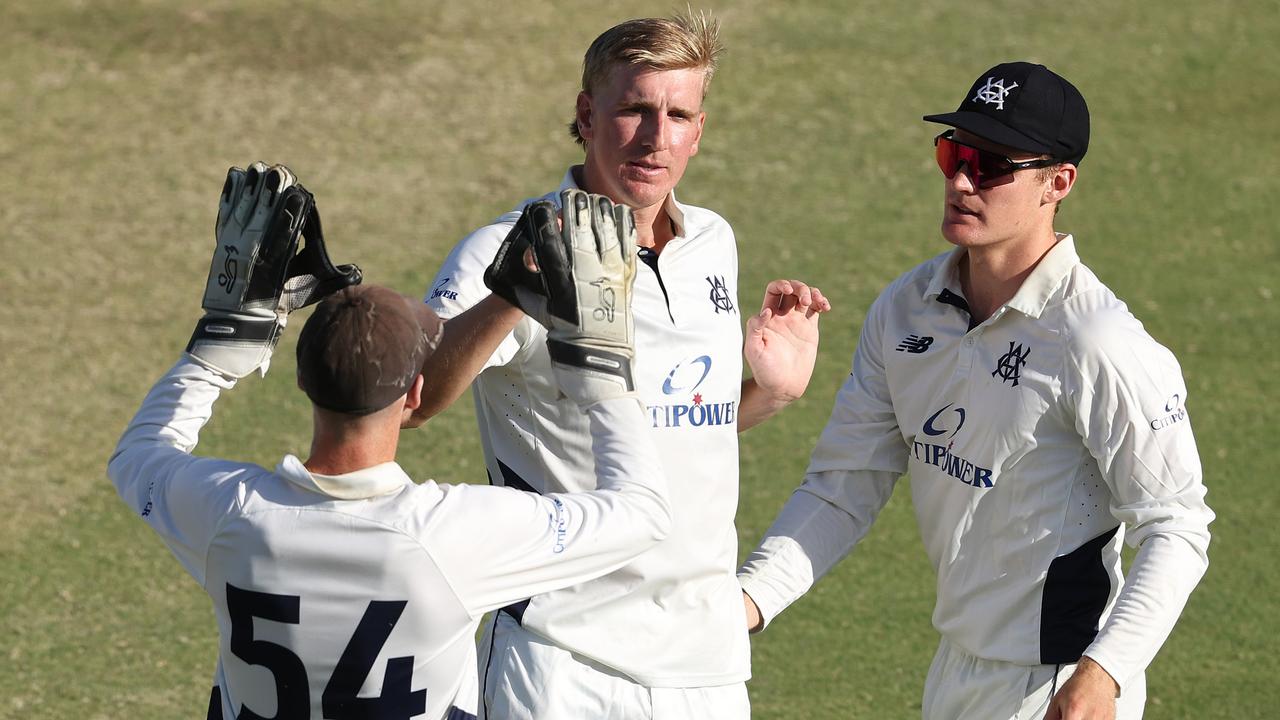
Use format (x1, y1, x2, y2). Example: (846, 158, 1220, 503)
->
(958, 330, 982, 378)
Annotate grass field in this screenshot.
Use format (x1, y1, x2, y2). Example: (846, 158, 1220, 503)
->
(2, 1, 1277, 717)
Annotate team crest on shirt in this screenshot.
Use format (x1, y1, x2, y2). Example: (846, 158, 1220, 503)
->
(706, 275, 736, 314)
(992, 341, 1031, 387)
(649, 355, 737, 428)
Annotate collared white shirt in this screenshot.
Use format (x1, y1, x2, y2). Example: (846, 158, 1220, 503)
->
(740, 235, 1212, 689)
(427, 167, 750, 686)
(109, 358, 667, 720)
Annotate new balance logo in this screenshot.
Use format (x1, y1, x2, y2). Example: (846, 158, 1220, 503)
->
(896, 334, 934, 354)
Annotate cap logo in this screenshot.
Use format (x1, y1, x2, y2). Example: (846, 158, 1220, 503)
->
(972, 77, 1019, 110)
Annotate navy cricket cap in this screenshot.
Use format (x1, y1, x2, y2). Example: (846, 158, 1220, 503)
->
(924, 62, 1090, 165)
(297, 285, 443, 415)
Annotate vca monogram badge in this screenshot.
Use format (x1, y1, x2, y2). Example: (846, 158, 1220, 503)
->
(992, 341, 1031, 387)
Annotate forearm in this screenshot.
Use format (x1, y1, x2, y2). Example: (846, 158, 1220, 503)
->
(737, 377, 792, 432)
(451, 397, 670, 613)
(407, 294, 523, 425)
(108, 358, 235, 511)
(567, 396, 671, 546)
(1083, 531, 1209, 692)
(508, 397, 670, 583)
(738, 469, 896, 629)
(738, 490, 860, 629)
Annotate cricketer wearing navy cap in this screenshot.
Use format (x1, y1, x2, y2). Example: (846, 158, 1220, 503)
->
(739, 62, 1212, 720)
(925, 61, 1089, 165)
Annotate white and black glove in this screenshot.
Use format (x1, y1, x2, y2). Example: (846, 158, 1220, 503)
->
(187, 162, 361, 378)
(484, 189, 637, 406)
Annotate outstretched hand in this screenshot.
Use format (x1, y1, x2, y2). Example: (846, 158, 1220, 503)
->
(744, 279, 831, 403)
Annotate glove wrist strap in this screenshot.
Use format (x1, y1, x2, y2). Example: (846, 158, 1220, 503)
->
(547, 339, 634, 391)
(187, 315, 281, 348)
(186, 314, 283, 378)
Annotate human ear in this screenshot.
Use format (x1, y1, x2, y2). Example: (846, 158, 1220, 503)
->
(575, 92, 594, 142)
(1045, 163, 1077, 204)
(399, 374, 426, 428)
(689, 111, 706, 156)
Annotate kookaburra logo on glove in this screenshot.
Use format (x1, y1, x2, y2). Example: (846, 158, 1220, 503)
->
(591, 277, 617, 323)
(217, 246, 240, 295)
(186, 162, 361, 379)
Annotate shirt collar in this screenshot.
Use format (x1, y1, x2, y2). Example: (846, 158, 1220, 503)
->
(276, 454, 413, 500)
(923, 248, 964, 301)
(922, 233, 1080, 319)
(559, 166, 689, 237)
(1004, 233, 1079, 318)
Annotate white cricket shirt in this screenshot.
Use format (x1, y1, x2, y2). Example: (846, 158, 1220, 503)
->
(740, 236, 1212, 689)
(109, 358, 668, 720)
(427, 168, 749, 686)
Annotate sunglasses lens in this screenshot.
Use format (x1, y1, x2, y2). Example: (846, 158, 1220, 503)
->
(973, 148, 1007, 185)
(935, 134, 1016, 187)
(935, 136, 960, 178)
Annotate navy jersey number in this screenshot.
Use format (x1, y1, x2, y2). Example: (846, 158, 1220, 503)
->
(225, 584, 427, 720)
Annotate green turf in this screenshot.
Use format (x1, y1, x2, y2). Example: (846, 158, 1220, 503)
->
(2, 1, 1276, 717)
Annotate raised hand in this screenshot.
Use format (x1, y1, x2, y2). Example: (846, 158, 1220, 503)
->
(744, 279, 831, 404)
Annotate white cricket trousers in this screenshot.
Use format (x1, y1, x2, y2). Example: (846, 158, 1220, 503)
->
(922, 636, 1146, 720)
(478, 611, 750, 720)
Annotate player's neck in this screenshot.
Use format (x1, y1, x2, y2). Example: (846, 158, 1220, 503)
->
(959, 230, 1060, 323)
(304, 409, 401, 475)
(636, 203, 677, 254)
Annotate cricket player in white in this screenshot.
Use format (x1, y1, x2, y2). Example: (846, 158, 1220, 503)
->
(409, 14, 830, 720)
(739, 63, 1214, 720)
(109, 164, 671, 720)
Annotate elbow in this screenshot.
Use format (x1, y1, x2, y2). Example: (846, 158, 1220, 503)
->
(402, 408, 431, 429)
(651, 510, 672, 544)
(403, 383, 455, 428)
(646, 491, 674, 544)
(106, 447, 129, 489)
(106, 447, 142, 509)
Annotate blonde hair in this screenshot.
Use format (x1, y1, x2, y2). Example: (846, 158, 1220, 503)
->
(569, 12, 724, 145)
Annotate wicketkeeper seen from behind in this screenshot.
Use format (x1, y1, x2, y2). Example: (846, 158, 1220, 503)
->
(109, 163, 669, 720)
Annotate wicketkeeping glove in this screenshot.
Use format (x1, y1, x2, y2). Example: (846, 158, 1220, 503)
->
(483, 200, 560, 328)
(186, 162, 362, 378)
(486, 189, 637, 406)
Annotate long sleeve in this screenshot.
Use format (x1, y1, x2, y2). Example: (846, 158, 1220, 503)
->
(426, 396, 670, 616)
(424, 210, 536, 371)
(107, 357, 248, 584)
(1065, 307, 1214, 690)
(739, 290, 908, 628)
(1084, 533, 1207, 692)
(738, 469, 898, 628)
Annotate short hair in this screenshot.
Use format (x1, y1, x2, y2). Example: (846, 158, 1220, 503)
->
(569, 12, 725, 146)
(1034, 163, 1061, 184)
(297, 285, 442, 416)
